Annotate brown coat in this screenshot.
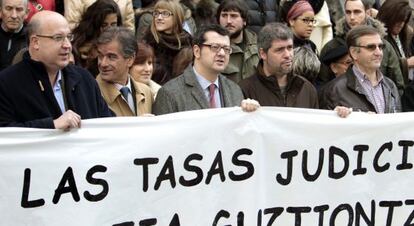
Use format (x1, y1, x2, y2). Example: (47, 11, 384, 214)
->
(239, 62, 319, 108)
(96, 75, 153, 116)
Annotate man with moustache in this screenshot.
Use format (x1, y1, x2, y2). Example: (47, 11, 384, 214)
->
(216, 0, 259, 83)
(320, 26, 401, 113)
(0, 11, 113, 129)
(239, 23, 319, 109)
(152, 24, 259, 115)
(0, 0, 29, 70)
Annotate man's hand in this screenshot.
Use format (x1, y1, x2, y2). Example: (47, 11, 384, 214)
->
(241, 98, 260, 112)
(334, 106, 352, 118)
(53, 110, 81, 130)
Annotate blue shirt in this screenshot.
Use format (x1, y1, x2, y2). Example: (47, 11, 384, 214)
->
(53, 71, 65, 114)
(193, 67, 221, 108)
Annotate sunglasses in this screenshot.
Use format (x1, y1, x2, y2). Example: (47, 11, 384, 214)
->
(353, 43, 385, 51)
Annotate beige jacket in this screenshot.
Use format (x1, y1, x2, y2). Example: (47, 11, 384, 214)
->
(64, 0, 135, 31)
(96, 75, 153, 116)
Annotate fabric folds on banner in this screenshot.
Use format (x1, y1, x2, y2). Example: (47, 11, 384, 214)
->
(1, 107, 414, 226)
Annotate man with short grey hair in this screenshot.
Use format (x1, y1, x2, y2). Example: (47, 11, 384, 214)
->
(0, 0, 28, 70)
(239, 22, 318, 108)
(96, 26, 153, 116)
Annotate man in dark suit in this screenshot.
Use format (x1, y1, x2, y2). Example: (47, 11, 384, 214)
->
(0, 11, 113, 129)
(152, 24, 259, 115)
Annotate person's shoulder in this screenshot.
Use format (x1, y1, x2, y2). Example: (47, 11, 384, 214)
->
(239, 73, 259, 88)
(64, 64, 95, 80)
(0, 60, 28, 81)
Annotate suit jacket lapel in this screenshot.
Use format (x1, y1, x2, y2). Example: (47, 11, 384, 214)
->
(218, 75, 231, 107)
(183, 67, 209, 109)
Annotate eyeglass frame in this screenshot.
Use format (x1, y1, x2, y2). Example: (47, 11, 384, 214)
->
(296, 17, 317, 25)
(36, 34, 74, 43)
(353, 43, 385, 51)
(200, 43, 232, 54)
(153, 10, 173, 18)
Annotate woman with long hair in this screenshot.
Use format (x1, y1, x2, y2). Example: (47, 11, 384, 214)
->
(72, 0, 123, 76)
(143, 0, 192, 85)
(377, 0, 413, 84)
(130, 42, 161, 98)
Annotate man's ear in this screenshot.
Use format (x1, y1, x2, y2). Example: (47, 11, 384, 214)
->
(126, 55, 135, 68)
(349, 47, 358, 61)
(193, 45, 201, 59)
(259, 48, 267, 61)
(31, 35, 39, 50)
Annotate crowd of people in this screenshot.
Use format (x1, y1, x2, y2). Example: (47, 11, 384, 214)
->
(0, 0, 412, 129)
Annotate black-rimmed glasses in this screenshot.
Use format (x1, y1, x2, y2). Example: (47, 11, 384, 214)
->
(153, 11, 173, 18)
(200, 43, 232, 54)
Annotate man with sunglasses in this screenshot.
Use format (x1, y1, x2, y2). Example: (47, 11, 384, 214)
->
(152, 24, 259, 115)
(0, 11, 113, 129)
(320, 26, 401, 113)
(320, 0, 404, 95)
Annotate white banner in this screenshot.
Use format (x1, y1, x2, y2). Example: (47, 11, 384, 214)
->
(1, 107, 414, 226)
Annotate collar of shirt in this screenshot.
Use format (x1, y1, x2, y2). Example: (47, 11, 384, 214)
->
(54, 70, 62, 89)
(114, 75, 132, 91)
(352, 65, 384, 86)
(192, 66, 219, 90)
(53, 70, 65, 114)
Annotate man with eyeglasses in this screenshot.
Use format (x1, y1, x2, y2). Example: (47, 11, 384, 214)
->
(0, 11, 113, 129)
(239, 22, 319, 109)
(320, 0, 404, 95)
(152, 24, 259, 115)
(0, 0, 29, 70)
(320, 26, 401, 113)
(216, 0, 259, 83)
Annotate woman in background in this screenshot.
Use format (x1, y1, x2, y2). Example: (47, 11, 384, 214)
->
(143, 0, 192, 85)
(377, 0, 413, 84)
(72, 0, 123, 76)
(281, 0, 317, 54)
(130, 42, 161, 99)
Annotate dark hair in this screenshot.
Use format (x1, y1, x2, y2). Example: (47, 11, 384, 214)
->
(216, 0, 249, 24)
(134, 42, 155, 65)
(193, 24, 229, 46)
(96, 27, 137, 58)
(346, 25, 379, 48)
(72, 0, 122, 50)
(344, 0, 371, 10)
(377, 0, 411, 35)
(258, 22, 293, 52)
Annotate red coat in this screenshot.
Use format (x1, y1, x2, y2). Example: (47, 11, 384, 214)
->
(26, 0, 56, 22)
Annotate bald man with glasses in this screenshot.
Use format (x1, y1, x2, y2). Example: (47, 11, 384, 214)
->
(320, 26, 401, 113)
(0, 11, 113, 129)
(152, 24, 259, 115)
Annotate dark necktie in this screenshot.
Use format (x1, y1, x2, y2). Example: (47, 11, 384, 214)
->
(120, 86, 130, 101)
(208, 84, 216, 108)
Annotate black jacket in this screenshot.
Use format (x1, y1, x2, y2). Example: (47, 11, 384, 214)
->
(246, 0, 280, 34)
(319, 67, 401, 113)
(0, 24, 27, 71)
(0, 52, 113, 128)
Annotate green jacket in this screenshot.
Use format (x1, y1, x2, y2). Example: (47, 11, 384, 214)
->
(222, 29, 260, 83)
(320, 17, 405, 95)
